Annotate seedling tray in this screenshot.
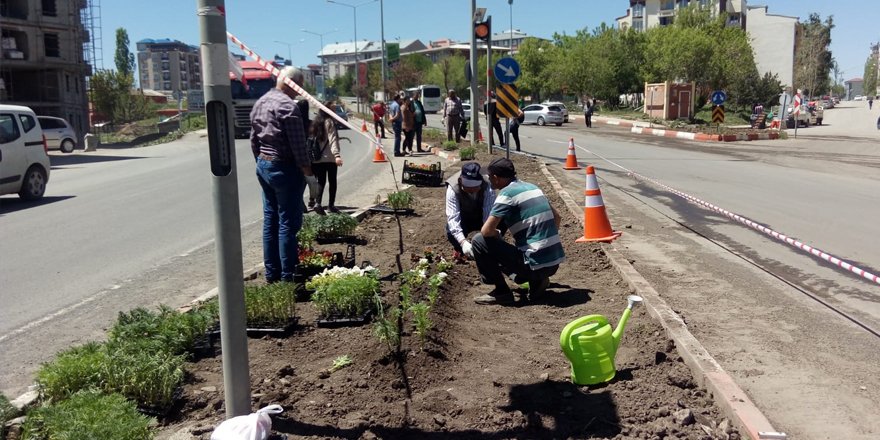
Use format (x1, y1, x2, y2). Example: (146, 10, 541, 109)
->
(138, 387, 183, 418)
(315, 235, 357, 244)
(207, 318, 299, 340)
(315, 310, 373, 328)
(402, 160, 443, 187)
(369, 204, 415, 215)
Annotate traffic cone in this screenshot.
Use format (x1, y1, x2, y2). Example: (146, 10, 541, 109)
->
(576, 166, 621, 243)
(372, 141, 388, 163)
(361, 120, 368, 133)
(478, 130, 484, 143)
(562, 138, 581, 170)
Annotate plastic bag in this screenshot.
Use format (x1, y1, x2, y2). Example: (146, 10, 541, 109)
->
(210, 405, 284, 440)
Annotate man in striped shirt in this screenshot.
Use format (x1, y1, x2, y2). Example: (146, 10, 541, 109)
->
(471, 157, 565, 305)
(250, 66, 320, 283)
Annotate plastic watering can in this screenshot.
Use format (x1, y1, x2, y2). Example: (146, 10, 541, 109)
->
(560, 295, 643, 385)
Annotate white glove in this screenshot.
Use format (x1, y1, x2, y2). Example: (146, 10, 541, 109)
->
(304, 175, 320, 200)
(460, 240, 474, 258)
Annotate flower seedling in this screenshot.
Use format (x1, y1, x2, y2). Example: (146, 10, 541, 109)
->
(409, 302, 433, 347)
(387, 191, 414, 211)
(329, 355, 353, 373)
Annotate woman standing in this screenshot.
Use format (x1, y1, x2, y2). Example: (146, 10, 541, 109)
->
(309, 101, 344, 214)
(401, 96, 416, 155)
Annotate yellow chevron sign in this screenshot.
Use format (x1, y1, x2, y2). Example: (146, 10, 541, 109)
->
(712, 105, 725, 124)
(495, 84, 519, 119)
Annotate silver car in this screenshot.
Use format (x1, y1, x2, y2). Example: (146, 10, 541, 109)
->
(37, 116, 77, 153)
(541, 101, 569, 122)
(522, 104, 564, 126)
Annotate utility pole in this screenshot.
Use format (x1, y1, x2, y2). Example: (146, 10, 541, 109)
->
(380, 0, 387, 101)
(469, 0, 480, 145)
(196, 0, 250, 418)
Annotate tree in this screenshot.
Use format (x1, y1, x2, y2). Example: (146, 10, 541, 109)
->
(90, 70, 151, 124)
(794, 14, 834, 97)
(864, 56, 878, 100)
(514, 37, 556, 101)
(426, 54, 467, 96)
(114, 28, 135, 77)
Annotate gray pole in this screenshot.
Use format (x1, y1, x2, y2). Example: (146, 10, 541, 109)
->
(353, 7, 360, 115)
(486, 18, 492, 148)
(469, 0, 479, 145)
(196, 0, 250, 417)
(380, 0, 387, 101)
(509, 0, 513, 54)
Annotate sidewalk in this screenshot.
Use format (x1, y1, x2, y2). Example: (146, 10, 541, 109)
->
(573, 113, 782, 142)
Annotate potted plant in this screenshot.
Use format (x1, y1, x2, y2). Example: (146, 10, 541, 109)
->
(307, 266, 380, 327)
(370, 190, 416, 215)
(459, 146, 476, 161)
(304, 213, 359, 244)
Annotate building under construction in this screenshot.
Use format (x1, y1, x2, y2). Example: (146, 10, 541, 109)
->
(1, 0, 101, 141)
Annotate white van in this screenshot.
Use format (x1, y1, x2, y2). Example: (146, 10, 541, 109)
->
(406, 85, 442, 113)
(0, 105, 50, 200)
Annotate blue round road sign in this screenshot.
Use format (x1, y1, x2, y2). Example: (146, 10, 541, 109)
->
(494, 57, 520, 84)
(711, 90, 727, 105)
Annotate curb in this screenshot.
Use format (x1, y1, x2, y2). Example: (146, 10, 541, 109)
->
(537, 162, 785, 440)
(631, 126, 781, 142)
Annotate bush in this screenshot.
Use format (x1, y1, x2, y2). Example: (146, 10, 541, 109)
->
(1, 394, 16, 438)
(423, 127, 444, 142)
(22, 391, 153, 440)
(387, 190, 415, 210)
(459, 146, 476, 160)
(108, 306, 213, 357)
(442, 140, 459, 151)
(36, 342, 107, 403)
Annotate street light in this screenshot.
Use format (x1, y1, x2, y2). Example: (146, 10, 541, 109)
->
(327, 0, 378, 114)
(273, 39, 303, 65)
(508, 0, 514, 53)
(301, 28, 337, 77)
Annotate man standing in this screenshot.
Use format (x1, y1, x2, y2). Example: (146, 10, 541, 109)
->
(445, 162, 497, 261)
(389, 93, 403, 156)
(583, 97, 593, 128)
(250, 66, 320, 283)
(371, 100, 386, 139)
(485, 93, 505, 147)
(412, 91, 428, 152)
(442, 89, 463, 142)
(471, 158, 565, 305)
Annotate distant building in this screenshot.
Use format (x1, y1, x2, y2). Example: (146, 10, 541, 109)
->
(418, 43, 510, 64)
(844, 78, 864, 100)
(136, 38, 202, 97)
(491, 29, 534, 54)
(617, 0, 746, 31)
(746, 5, 798, 87)
(319, 39, 427, 80)
(1, 0, 93, 138)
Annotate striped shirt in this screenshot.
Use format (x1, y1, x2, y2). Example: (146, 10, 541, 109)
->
(249, 88, 309, 167)
(490, 180, 565, 270)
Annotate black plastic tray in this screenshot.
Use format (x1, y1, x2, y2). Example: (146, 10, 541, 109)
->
(315, 310, 373, 328)
(369, 204, 415, 215)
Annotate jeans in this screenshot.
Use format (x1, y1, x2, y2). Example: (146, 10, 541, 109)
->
(374, 119, 385, 138)
(471, 233, 558, 286)
(507, 121, 521, 151)
(392, 121, 403, 155)
(415, 123, 424, 151)
(256, 158, 306, 282)
(312, 161, 338, 207)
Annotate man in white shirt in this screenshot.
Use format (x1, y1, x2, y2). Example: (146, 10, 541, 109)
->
(445, 162, 496, 260)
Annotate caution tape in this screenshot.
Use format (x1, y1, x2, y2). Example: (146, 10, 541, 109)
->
(226, 31, 383, 152)
(569, 142, 880, 287)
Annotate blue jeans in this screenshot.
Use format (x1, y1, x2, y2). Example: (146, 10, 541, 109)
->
(392, 121, 402, 155)
(471, 233, 558, 286)
(256, 158, 306, 282)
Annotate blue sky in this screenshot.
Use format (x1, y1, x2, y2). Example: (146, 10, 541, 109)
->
(101, 0, 876, 82)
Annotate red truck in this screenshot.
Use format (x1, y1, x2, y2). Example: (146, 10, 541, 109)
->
(230, 60, 278, 138)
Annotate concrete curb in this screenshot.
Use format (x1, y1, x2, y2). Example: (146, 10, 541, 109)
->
(537, 161, 785, 440)
(631, 126, 781, 142)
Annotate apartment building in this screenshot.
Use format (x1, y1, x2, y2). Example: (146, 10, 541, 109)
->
(617, 0, 746, 31)
(319, 39, 427, 80)
(1, 0, 92, 138)
(136, 38, 201, 97)
(491, 29, 532, 54)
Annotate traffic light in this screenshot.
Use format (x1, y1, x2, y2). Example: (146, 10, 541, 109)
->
(474, 16, 491, 41)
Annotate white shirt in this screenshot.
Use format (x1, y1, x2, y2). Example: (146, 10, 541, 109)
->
(445, 180, 496, 244)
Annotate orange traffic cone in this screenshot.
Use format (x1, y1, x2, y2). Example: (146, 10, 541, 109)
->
(361, 120, 368, 133)
(562, 138, 581, 170)
(576, 166, 621, 243)
(478, 130, 484, 143)
(372, 141, 388, 163)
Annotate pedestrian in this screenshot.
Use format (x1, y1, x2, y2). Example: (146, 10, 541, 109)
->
(309, 100, 344, 214)
(583, 97, 593, 128)
(506, 108, 525, 151)
(412, 91, 428, 152)
(876, 114, 880, 130)
(471, 157, 565, 305)
(442, 89, 463, 142)
(402, 96, 416, 155)
(371, 100, 386, 139)
(486, 93, 505, 147)
(445, 162, 497, 262)
(389, 93, 403, 157)
(869, 96, 874, 110)
(249, 66, 320, 284)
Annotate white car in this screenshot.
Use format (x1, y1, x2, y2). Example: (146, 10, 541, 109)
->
(0, 105, 50, 200)
(541, 101, 569, 122)
(38, 116, 77, 153)
(462, 103, 472, 120)
(854, 95, 864, 101)
(521, 104, 564, 126)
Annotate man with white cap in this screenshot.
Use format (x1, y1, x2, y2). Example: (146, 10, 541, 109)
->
(445, 162, 497, 261)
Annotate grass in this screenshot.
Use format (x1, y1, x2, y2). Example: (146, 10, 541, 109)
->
(1, 394, 16, 438)
(442, 140, 459, 151)
(22, 391, 153, 440)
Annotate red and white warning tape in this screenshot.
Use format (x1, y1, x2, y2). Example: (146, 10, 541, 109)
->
(226, 31, 383, 152)
(572, 142, 880, 286)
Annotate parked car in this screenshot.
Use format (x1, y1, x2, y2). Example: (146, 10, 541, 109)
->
(785, 103, 823, 127)
(541, 101, 569, 122)
(333, 104, 350, 129)
(854, 95, 864, 101)
(37, 116, 77, 153)
(462, 102, 472, 120)
(0, 104, 50, 200)
(820, 95, 834, 109)
(521, 104, 564, 126)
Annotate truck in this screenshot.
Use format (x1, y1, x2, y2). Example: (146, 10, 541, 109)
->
(230, 60, 279, 138)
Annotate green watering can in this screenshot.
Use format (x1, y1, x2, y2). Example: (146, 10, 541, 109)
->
(560, 295, 643, 385)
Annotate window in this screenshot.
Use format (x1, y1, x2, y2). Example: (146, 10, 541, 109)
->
(41, 0, 57, 16)
(633, 3, 644, 18)
(163, 72, 170, 81)
(660, 16, 674, 26)
(19, 114, 36, 132)
(633, 20, 644, 32)
(679, 0, 689, 7)
(75, 78, 80, 94)
(66, 74, 71, 92)
(163, 82, 172, 90)
(44, 33, 60, 57)
(0, 114, 21, 144)
(162, 62, 170, 71)
(38, 117, 62, 129)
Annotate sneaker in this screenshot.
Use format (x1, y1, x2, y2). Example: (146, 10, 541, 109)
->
(313, 205, 326, 216)
(328, 206, 341, 214)
(307, 199, 316, 209)
(473, 288, 514, 305)
(528, 277, 551, 298)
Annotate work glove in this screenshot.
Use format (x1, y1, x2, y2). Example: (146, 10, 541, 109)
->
(460, 240, 474, 259)
(304, 175, 320, 200)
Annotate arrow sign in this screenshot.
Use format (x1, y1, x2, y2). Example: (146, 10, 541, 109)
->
(711, 90, 727, 106)
(494, 57, 520, 84)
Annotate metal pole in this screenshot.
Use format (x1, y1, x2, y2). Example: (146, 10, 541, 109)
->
(353, 7, 359, 115)
(486, 20, 492, 147)
(469, 0, 479, 146)
(380, 0, 387, 101)
(509, 0, 513, 53)
(505, 117, 510, 159)
(196, 0, 250, 418)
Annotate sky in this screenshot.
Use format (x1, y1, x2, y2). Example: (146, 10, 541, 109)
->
(99, 0, 877, 83)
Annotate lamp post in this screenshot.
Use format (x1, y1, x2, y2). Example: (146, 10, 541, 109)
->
(508, 0, 514, 53)
(273, 39, 302, 65)
(301, 28, 337, 77)
(327, 0, 377, 115)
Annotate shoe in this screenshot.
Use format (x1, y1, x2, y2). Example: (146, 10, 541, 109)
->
(307, 199, 315, 209)
(394, 153, 404, 157)
(328, 206, 341, 214)
(528, 277, 551, 299)
(473, 287, 514, 305)
(313, 205, 326, 216)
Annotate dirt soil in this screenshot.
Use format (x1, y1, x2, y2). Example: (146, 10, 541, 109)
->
(158, 151, 740, 440)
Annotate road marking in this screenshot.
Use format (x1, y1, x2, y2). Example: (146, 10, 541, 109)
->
(0, 289, 113, 344)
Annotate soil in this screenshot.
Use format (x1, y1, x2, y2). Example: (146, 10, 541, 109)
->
(157, 151, 740, 440)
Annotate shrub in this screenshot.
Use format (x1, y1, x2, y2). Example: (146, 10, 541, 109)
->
(108, 306, 213, 357)
(442, 140, 459, 151)
(459, 146, 476, 160)
(423, 127, 443, 142)
(244, 282, 297, 327)
(387, 190, 414, 210)
(22, 391, 153, 440)
(36, 342, 107, 403)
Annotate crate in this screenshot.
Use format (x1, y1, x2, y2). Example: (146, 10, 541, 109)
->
(401, 160, 443, 187)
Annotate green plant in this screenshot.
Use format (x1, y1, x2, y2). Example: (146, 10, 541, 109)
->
(372, 297, 400, 353)
(409, 302, 433, 346)
(299, 249, 334, 268)
(22, 391, 153, 440)
(244, 282, 297, 326)
(305, 213, 359, 238)
(442, 140, 459, 151)
(435, 257, 453, 273)
(1, 394, 16, 438)
(427, 272, 447, 306)
(459, 146, 476, 160)
(329, 355, 353, 373)
(387, 190, 415, 210)
(297, 223, 318, 250)
(108, 306, 213, 357)
(36, 342, 107, 403)
(423, 127, 443, 142)
(101, 340, 185, 410)
(311, 273, 380, 318)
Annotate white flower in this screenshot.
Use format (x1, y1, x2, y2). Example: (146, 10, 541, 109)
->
(437, 272, 448, 280)
(418, 268, 428, 279)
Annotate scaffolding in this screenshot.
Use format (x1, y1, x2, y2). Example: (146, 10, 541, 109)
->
(80, 0, 102, 74)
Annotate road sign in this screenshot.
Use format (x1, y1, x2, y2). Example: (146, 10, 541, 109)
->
(711, 90, 727, 106)
(494, 57, 520, 84)
(495, 84, 519, 118)
(712, 105, 725, 124)
(187, 90, 205, 111)
(793, 91, 802, 115)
